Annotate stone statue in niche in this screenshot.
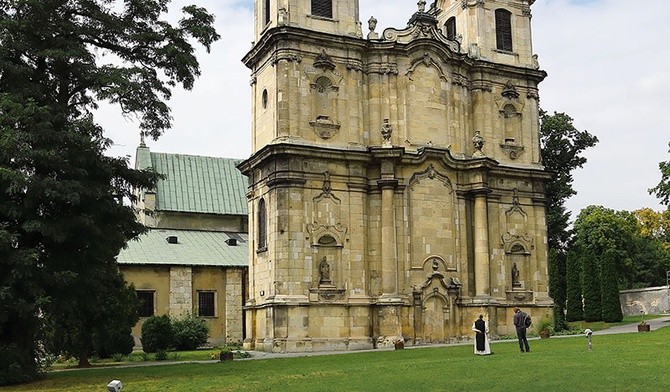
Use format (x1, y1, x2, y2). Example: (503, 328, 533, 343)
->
(319, 257, 331, 285)
(512, 263, 521, 288)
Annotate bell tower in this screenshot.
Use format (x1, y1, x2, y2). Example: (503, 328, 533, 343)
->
(433, 0, 537, 68)
(254, 0, 361, 42)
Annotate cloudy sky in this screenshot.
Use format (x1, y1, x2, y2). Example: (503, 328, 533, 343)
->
(101, 0, 669, 217)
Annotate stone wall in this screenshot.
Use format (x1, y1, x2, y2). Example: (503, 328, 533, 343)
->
(620, 286, 670, 316)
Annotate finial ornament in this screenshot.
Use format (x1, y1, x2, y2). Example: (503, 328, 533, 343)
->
(367, 16, 379, 39)
(381, 119, 393, 147)
(472, 131, 485, 157)
(418, 0, 427, 13)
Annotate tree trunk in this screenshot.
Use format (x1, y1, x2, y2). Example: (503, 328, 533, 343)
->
(78, 352, 91, 368)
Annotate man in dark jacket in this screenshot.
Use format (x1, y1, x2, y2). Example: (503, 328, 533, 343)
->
(513, 307, 530, 353)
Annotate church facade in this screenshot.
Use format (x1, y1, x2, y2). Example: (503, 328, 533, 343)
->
(238, 0, 552, 352)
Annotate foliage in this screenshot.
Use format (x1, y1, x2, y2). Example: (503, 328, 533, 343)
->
(0, 0, 219, 382)
(600, 249, 623, 323)
(43, 270, 139, 365)
(540, 110, 599, 252)
(548, 249, 568, 331)
(154, 349, 168, 361)
(140, 315, 174, 353)
(536, 317, 555, 335)
(565, 250, 584, 322)
(172, 316, 210, 351)
(649, 142, 670, 207)
(539, 110, 597, 330)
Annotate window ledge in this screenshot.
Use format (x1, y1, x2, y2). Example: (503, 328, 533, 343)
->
(307, 14, 337, 22)
(256, 246, 268, 254)
(493, 49, 518, 57)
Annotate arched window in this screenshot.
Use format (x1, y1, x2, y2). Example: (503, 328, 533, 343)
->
(445, 17, 456, 41)
(258, 198, 267, 250)
(495, 9, 513, 52)
(311, 0, 332, 19)
(264, 0, 271, 26)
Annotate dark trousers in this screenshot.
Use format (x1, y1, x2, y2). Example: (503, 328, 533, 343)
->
(516, 328, 530, 352)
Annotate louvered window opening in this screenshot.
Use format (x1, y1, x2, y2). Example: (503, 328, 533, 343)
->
(264, 0, 271, 25)
(445, 17, 457, 41)
(311, 0, 333, 18)
(198, 292, 215, 317)
(495, 9, 513, 51)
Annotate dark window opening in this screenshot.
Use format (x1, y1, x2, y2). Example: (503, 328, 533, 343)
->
(137, 291, 154, 318)
(311, 0, 333, 19)
(264, 0, 271, 26)
(445, 17, 456, 40)
(495, 9, 513, 52)
(258, 198, 267, 250)
(198, 291, 215, 317)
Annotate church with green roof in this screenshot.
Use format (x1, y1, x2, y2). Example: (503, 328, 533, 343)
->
(117, 141, 249, 347)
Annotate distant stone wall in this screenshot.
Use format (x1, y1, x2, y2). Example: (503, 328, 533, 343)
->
(620, 286, 670, 316)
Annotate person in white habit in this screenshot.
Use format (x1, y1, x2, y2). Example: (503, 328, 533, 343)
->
(472, 314, 492, 355)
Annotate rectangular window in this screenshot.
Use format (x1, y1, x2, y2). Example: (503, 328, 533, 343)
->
(264, 0, 271, 26)
(495, 9, 513, 52)
(198, 291, 216, 317)
(136, 290, 155, 318)
(445, 17, 457, 41)
(311, 0, 332, 19)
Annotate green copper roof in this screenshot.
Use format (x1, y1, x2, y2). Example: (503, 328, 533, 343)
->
(117, 229, 248, 267)
(150, 152, 248, 215)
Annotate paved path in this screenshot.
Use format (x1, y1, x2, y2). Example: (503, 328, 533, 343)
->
(53, 316, 670, 371)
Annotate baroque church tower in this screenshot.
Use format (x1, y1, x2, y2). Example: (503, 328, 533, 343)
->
(239, 0, 550, 352)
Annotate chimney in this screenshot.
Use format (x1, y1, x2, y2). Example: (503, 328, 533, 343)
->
(166, 236, 178, 244)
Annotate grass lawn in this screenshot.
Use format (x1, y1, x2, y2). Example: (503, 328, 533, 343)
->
(6, 325, 669, 392)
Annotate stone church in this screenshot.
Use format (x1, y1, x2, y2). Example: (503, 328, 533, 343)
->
(238, 0, 552, 352)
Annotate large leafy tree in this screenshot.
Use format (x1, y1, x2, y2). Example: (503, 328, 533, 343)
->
(0, 0, 219, 383)
(649, 142, 670, 208)
(540, 110, 598, 329)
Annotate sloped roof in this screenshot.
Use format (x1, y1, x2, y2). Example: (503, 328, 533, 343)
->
(137, 146, 248, 215)
(117, 229, 248, 267)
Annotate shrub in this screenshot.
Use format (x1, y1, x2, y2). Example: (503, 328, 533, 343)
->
(154, 349, 168, 361)
(172, 316, 209, 351)
(92, 327, 135, 358)
(140, 315, 173, 353)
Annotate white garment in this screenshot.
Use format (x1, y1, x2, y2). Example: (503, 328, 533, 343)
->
(472, 322, 492, 355)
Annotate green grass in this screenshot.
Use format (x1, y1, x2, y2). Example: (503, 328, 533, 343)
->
(6, 326, 670, 392)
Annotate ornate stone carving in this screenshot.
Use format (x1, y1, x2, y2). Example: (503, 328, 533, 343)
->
(501, 233, 534, 254)
(505, 189, 526, 217)
(499, 139, 525, 159)
(501, 81, 520, 99)
(381, 9, 459, 52)
(462, 0, 485, 9)
(318, 257, 332, 285)
(472, 131, 485, 158)
(309, 115, 341, 139)
(406, 53, 449, 83)
(306, 223, 347, 247)
(408, 164, 453, 191)
(314, 49, 336, 71)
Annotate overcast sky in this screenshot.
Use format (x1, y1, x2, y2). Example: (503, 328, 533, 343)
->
(101, 0, 669, 217)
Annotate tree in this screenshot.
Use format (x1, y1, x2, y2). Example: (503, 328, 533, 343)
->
(0, 0, 219, 382)
(649, 142, 670, 208)
(565, 249, 583, 321)
(540, 110, 598, 329)
(572, 206, 632, 322)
